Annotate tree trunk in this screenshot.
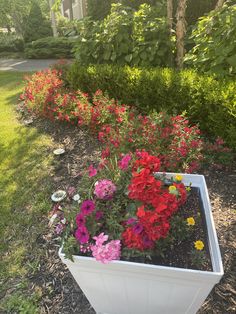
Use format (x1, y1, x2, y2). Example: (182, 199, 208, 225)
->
(176, 0, 187, 69)
(49, 0, 58, 37)
(167, 0, 173, 34)
(215, 0, 225, 10)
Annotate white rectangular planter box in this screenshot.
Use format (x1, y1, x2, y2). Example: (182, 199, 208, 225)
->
(59, 173, 223, 314)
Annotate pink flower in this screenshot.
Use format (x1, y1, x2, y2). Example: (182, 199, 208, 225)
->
(91, 233, 121, 264)
(94, 179, 116, 200)
(76, 213, 85, 226)
(81, 200, 95, 215)
(93, 232, 108, 246)
(88, 165, 97, 177)
(75, 226, 90, 244)
(118, 154, 132, 170)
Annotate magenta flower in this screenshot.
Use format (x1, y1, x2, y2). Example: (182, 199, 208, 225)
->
(91, 233, 121, 264)
(132, 223, 143, 235)
(81, 200, 95, 216)
(126, 218, 136, 225)
(118, 154, 132, 170)
(75, 226, 89, 244)
(76, 213, 85, 226)
(94, 179, 116, 200)
(88, 165, 97, 177)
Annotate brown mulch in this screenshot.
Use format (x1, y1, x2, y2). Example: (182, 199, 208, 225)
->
(21, 118, 236, 313)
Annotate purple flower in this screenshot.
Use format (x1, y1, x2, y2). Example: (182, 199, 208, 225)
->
(81, 200, 95, 216)
(95, 210, 103, 220)
(142, 235, 154, 249)
(126, 218, 136, 226)
(75, 226, 89, 244)
(132, 223, 143, 234)
(76, 213, 85, 226)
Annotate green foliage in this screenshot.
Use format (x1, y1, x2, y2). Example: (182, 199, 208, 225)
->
(0, 33, 24, 52)
(87, 0, 113, 20)
(185, 1, 236, 77)
(25, 37, 75, 58)
(23, 1, 52, 42)
(66, 64, 236, 148)
(74, 3, 172, 67)
(132, 4, 172, 66)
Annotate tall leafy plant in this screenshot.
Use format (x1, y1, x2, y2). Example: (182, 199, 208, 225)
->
(184, 1, 236, 76)
(74, 3, 172, 67)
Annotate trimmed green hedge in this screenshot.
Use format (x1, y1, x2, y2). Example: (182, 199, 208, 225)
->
(25, 37, 75, 59)
(66, 63, 236, 148)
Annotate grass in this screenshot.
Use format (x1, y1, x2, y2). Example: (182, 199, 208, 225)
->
(0, 72, 54, 313)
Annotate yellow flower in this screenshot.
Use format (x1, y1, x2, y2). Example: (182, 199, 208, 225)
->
(194, 240, 204, 251)
(175, 175, 183, 181)
(169, 185, 177, 192)
(186, 186, 191, 192)
(187, 217, 195, 226)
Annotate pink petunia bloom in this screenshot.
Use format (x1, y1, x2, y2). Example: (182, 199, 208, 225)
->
(76, 213, 85, 227)
(91, 233, 121, 264)
(118, 154, 132, 170)
(81, 200, 95, 215)
(88, 165, 97, 177)
(75, 226, 90, 244)
(94, 179, 116, 200)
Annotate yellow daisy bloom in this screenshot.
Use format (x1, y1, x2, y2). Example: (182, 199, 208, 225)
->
(194, 240, 204, 251)
(187, 217, 195, 226)
(175, 175, 183, 181)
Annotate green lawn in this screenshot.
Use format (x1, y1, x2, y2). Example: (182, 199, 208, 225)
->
(0, 72, 53, 313)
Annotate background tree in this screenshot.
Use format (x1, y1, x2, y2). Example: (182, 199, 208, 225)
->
(23, 1, 52, 42)
(215, 0, 225, 9)
(175, 0, 187, 69)
(49, 0, 58, 36)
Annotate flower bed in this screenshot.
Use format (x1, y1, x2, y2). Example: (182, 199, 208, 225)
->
(21, 69, 204, 173)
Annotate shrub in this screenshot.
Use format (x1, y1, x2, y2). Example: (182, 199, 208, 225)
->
(66, 64, 236, 148)
(25, 37, 76, 59)
(0, 33, 24, 52)
(23, 2, 52, 43)
(74, 3, 172, 67)
(184, 1, 236, 77)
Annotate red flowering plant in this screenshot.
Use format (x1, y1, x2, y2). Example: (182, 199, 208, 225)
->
(49, 150, 208, 267)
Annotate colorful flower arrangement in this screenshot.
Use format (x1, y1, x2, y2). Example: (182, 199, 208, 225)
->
(20, 69, 204, 173)
(49, 151, 207, 267)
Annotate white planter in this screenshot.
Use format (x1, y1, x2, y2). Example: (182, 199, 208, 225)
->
(59, 173, 223, 314)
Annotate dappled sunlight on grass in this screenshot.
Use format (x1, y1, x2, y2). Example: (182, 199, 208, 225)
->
(0, 72, 54, 306)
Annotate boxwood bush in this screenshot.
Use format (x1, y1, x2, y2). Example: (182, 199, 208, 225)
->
(66, 63, 236, 148)
(25, 37, 75, 59)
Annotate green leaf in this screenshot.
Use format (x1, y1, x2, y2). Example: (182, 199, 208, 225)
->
(125, 54, 133, 63)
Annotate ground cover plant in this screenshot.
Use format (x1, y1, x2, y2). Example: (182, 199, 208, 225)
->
(0, 72, 54, 313)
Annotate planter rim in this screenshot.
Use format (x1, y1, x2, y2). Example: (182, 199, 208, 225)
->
(60, 173, 223, 277)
